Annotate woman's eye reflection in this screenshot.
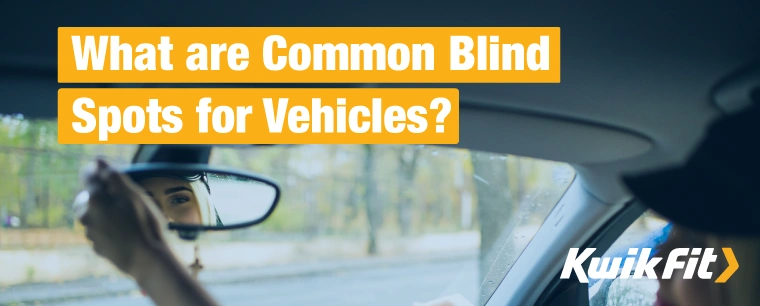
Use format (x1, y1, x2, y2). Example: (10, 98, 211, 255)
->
(169, 196, 190, 205)
(137, 176, 203, 225)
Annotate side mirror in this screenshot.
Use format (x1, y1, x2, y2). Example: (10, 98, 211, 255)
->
(124, 163, 281, 238)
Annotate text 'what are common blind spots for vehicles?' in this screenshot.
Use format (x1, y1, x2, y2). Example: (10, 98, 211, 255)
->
(56, 27, 560, 145)
(59, 27, 560, 83)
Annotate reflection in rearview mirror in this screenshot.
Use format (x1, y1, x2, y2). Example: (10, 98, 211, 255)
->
(126, 165, 279, 230)
(205, 173, 278, 226)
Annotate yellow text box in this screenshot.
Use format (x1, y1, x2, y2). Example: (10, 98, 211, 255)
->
(58, 88, 459, 144)
(58, 27, 560, 83)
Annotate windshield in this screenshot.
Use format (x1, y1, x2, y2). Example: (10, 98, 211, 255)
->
(0, 118, 575, 306)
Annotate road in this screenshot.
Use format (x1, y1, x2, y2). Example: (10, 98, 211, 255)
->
(38, 257, 481, 306)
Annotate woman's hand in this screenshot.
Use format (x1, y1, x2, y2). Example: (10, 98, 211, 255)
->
(76, 159, 170, 278)
(413, 294, 475, 306)
(77, 160, 220, 306)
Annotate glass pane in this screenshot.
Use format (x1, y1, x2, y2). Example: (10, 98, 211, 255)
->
(201, 145, 575, 306)
(0, 117, 575, 306)
(0, 116, 138, 305)
(588, 210, 670, 306)
(606, 278, 659, 306)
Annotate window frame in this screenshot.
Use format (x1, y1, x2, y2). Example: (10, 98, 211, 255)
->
(485, 179, 646, 306)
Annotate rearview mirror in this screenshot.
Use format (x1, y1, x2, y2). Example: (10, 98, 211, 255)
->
(123, 163, 280, 233)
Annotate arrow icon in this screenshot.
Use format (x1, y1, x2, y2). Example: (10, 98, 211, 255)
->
(715, 248, 738, 283)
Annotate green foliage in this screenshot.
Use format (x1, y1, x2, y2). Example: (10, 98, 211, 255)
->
(0, 116, 136, 229)
(0, 117, 576, 239)
(257, 199, 308, 232)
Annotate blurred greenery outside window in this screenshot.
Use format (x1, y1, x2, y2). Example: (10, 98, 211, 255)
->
(0, 117, 576, 304)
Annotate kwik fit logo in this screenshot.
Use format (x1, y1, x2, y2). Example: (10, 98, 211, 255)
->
(560, 248, 738, 283)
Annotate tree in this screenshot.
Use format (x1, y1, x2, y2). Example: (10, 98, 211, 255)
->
(362, 144, 381, 255)
(470, 151, 514, 304)
(396, 145, 422, 236)
(20, 124, 38, 228)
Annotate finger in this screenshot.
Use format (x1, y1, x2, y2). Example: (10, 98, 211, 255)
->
(79, 161, 97, 186)
(84, 160, 111, 190)
(91, 239, 105, 257)
(85, 182, 111, 211)
(78, 197, 100, 228)
(84, 227, 95, 241)
(84, 229, 108, 258)
(82, 159, 119, 196)
(83, 164, 110, 205)
(144, 197, 168, 227)
(96, 160, 144, 199)
(96, 160, 122, 196)
(136, 193, 169, 242)
(79, 210, 93, 227)
(73, 190, 90, 221)
(79, 202, 108, 231)
(85, 160, 125, 209)
(83, 228, 110, 256)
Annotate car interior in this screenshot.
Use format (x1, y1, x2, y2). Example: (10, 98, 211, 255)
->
(1, 1, 758, 306)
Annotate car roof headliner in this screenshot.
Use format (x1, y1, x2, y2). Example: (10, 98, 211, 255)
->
(1, 0, 758, 203)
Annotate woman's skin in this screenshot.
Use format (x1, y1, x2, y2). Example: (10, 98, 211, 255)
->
(78, 159, 220, 306)
(653, 226, 723, 306)
(138, 177, 202, 225)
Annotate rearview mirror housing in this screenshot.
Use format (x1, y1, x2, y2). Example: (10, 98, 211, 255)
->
(123, 163, 281, 237)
